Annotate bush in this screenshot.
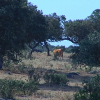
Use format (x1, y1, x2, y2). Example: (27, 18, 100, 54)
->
(28, 69, 41, 83)
(20, 79, 38, 95)
(74, 75, 100, 100)
(0, 79, 38, 99)
(43, 71, 69, 85)
(71, 32, 100, 66)
(0, 79, 17, 99)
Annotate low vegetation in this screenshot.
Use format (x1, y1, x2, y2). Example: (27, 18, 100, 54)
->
(74, 75, 100, 100)
(0, 79, 38, 99)
(43, 70, 69, 85)
(0, 52, 100, 100)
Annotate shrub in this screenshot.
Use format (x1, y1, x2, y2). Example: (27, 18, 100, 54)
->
(74, 75, 100, 100)
(20, 79, 38, 95)
(0, 79, 38, 99)
(0, 79, 17, 99)
(28, 69, 41, 83)
(43, 71, 69, 85)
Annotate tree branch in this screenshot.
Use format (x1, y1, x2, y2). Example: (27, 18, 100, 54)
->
(58, 37, 78, 43)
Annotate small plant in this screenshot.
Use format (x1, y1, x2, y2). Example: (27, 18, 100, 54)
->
(50, 63, 53, 68)
(64, 64, 72, 70)
(43, 71, 69, 85)
(84, 66, 92, 72)
(21, 79, 38, 95)
(28, 69, 41, 83)
(74, 74, 100, 100)
(17, 65, 27, 73)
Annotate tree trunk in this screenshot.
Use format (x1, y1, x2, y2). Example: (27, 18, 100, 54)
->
(0, 46, 3, 69)
(0, 57, 3, 70)
(44, 41, 50, 56)
(28, 42, 40, 58)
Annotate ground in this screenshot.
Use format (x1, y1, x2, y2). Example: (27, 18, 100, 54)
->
(0, 52, 99, 100)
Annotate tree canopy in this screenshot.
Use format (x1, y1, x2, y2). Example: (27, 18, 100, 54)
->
(0, 0, 28, 58)
(44, 13, 65, 42)
(68, 9, 100, 66)
(0, 0, 65, 63)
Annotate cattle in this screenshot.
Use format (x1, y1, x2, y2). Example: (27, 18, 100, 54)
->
(53, 49, 63, 59)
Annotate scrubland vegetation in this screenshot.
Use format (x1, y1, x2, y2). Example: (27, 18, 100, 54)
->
(0, 0, 100, 100)
(0, 51, 100, 100)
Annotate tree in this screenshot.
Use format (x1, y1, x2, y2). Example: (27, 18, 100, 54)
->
(28, 13, 65, 56)
(25, 3, 48, 56)
(87, 9, 100, 32)
(43, 13, 65, 55)
(69, 9, 100, 66)
(0, 0, 28, 69)
(0, 0, 65, 64)
(70, 31, 100, 66)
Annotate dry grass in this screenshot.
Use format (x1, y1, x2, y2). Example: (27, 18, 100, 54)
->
(21, 52, 71, 70)
(0, 51, 99, 100)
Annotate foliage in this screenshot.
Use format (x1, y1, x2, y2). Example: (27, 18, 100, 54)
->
(28, 69, 41, 83)
(35, 43, 56, 52)
(65, 45, 75, 53)
(0, 79, 38, 99)
(43, 71, 69, 85)
(64, 19, 93, 43)
(53, 45, 65, 50)
(0, 0, 28, 58)
(87, 9, 100, 32)
(26, 3, 47, 44)
(0, 0, 47, 63)
(70, 31, 100, 66)
(74, 75, 100, 100)
(45, 13, 65, 42)
(0, 0, 65, 65)
(20, 79, 38, 95)
(1, 0, 100, 70)
(69, 9, 100, 66)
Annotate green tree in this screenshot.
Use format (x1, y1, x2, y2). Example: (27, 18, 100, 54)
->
(43, 13, 65, 55)
(25, 3, 47, 56)
(69, 9, 100, 66)
(87, 9, 100, 32)
(28, 13, 65, 56)
(71, 31, 100, 66)
(45, 13, 64, 42)
(0, 0, 28, 69)
(0, 0, 65, 68)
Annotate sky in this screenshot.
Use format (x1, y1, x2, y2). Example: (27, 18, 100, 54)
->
(28, 0, 100, 47)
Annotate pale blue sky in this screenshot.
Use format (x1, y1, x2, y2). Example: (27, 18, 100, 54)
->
(28, 0, 100, 47)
